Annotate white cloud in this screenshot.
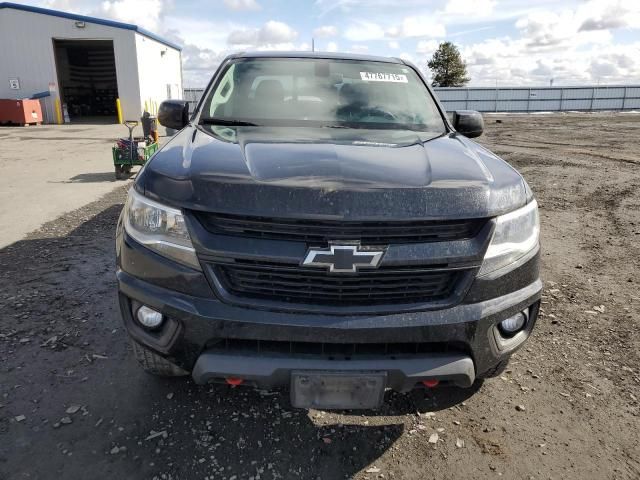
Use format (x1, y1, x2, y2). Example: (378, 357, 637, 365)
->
(578, 0, 640, 31)
(313, 25, 338, 38)
(444, 0, 495, 17)
(435, 0, 640, 86)
(228, 20, 298, 46)
(343, 21, 385, 42)
(416, 39, 439, 54)
(515, 11, 575, 48)
(458, 31, 640, 86)
(325, 41, 339, 52)
(44, 0, 79, 10)
(98, 0, 166, 31)
(386, 16, 446, 38)
(349, 44, 369, 53)
(223, 0, 261, 11)
(398, 52, 414, 62)
(86, 0, 640, 88)
(253, 42, 310, 52)
(163, 17, 235, 52)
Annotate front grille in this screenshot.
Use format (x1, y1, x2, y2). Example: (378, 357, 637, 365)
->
(206, 338, 464, 358)
(213, 260, 461, 306)
(195, 212, 487, 244)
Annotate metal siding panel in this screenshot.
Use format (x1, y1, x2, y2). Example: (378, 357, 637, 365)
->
(135, 33, 183, 116)
(468, 89, 496, 100)
(563, 88, 593, 99)
(497, 100, 528, 111)
(114, 34, 141, 120)
(530, 100, 561, 111)
(530, 89, 561, 100)
(592, 99, 623, 109)
(594, 87, 624, 99)
(623, 98, 640, 108)
(468, 100, 495, 111)
(498, 89, 529, 100)
(435, 89, 468, 101)
(562, 99, 592, 110)
(440, 101, 467, 111)
(0, 8, 141, 122)
(0, 3, 181, 50)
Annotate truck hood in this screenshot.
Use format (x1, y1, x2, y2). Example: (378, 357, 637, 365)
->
(139, 125, 527, 220)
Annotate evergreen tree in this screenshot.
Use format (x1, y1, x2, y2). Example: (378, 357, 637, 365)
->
(427, 42, 470, 87)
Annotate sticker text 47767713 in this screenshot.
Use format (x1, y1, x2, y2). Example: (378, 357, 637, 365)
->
(360, 72, 408, 83)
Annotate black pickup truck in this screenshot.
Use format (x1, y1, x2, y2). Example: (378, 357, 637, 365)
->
(116, 52, 541, 409)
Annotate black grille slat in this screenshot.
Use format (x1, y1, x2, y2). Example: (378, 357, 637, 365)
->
(207, 338, 461, 357)
(214, 260, 461, 306)
(229, 278, 450, 292)
(226, 270, 450, 287)
(230, 279, 449, 292)
(196, 212, 486, 244)
(228, 283, 449, 297)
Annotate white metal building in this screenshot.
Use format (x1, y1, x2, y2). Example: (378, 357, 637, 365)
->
(0, 2, 182, 123)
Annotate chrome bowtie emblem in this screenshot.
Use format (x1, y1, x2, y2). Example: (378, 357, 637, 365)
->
(302, 244, 385, 273)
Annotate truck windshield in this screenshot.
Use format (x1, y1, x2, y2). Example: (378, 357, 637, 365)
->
(199, 58, 446, 132)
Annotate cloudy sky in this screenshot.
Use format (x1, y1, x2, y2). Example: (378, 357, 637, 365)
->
(19, 0, 640, 87)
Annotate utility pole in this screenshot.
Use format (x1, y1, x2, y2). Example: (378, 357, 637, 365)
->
(312, 38, 315, 52)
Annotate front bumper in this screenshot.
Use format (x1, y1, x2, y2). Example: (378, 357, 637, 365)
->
(117, 230, 541, 390)
(192, 352, 476, 390)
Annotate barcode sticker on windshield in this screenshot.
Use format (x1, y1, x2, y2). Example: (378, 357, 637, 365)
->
(360, 72, 408, 83)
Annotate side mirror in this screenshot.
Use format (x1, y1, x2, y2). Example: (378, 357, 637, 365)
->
(451, 110, 484, 138)
(158, 100, 189, 130)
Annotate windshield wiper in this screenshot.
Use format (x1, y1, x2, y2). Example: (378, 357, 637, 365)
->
(200, 117, 260, 126)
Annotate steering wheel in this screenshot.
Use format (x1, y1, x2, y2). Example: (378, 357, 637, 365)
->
(359, 106, 397, 121)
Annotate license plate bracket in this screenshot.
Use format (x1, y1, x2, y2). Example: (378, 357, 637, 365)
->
(291, 370, 386, 410)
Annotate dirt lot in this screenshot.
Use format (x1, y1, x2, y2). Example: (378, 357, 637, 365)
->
(1, 113, 639, 480)
(0, 123, 148, 248)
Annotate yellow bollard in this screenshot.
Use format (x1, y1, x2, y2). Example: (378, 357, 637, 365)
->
(54, 97, 63, 124)
(116, 98, 123, 124)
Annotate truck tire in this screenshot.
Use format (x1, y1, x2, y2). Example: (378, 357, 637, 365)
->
(130, 341, 188, 377)
(478, 359, 510, 379)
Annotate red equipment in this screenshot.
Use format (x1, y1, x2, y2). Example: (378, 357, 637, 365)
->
(0, 99, 42, 125)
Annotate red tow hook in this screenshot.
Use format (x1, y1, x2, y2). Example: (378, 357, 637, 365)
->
(422, 379, 440, 388)
(225, 377, 244, 386)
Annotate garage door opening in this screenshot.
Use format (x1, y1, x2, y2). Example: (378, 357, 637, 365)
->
(53, 39, 118, 122)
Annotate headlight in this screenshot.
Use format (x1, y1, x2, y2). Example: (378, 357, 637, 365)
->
(478, 200, 539, 277)
(123, 188, 201, 270)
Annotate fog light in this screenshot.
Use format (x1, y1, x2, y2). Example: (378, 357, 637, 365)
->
(499, 312, 526, 335)
(136, 306, 164, 329)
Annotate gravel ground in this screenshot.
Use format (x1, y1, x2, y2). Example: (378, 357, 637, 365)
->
(1, 113, 639, 479)
(0, 123, 142, 248)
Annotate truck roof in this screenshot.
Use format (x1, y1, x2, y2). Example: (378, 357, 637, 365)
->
(229, 51, 404, 64)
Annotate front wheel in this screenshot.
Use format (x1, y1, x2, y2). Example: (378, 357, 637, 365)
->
(477, 359, 510, 379)
(130, 341, 188, 377)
